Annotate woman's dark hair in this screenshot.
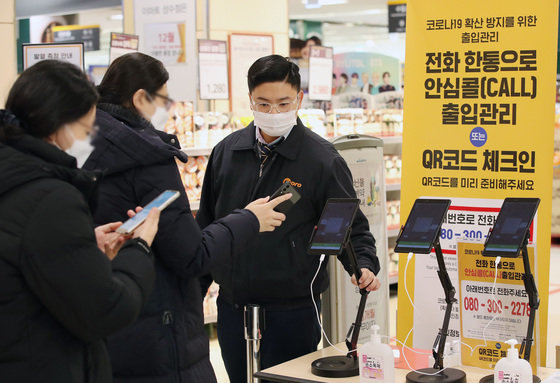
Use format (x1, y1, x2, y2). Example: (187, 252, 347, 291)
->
(306, 36, 322, 46)
(247, 55, 301, 93)
(97, 52, 169, 109)
(1, 60, 98, 142)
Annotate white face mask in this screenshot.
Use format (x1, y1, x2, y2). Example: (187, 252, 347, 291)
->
(151, 106, 169, 131)
(253, 110, 297, 138)
(64, 126, 95, 168)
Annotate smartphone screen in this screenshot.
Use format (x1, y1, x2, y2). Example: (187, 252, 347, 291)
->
(116, 190, 180, 234)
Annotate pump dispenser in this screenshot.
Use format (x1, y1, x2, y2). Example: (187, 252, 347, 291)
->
(493, 339, 532, 383)
(358, 325, 395, 382)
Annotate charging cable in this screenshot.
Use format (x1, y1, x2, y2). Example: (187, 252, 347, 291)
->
(311, 254, 358, 355)
(400, 252, 503, 375)
(467, 255, 501, 356)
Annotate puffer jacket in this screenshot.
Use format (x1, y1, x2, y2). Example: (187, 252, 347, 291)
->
(83, 103, 259, 383)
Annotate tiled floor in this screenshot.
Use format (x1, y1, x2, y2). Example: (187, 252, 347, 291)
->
(210, 248, 560, 382)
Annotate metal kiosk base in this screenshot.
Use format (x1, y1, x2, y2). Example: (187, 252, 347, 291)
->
(406, 367, 467, 383)
(311, 355, 358, 378)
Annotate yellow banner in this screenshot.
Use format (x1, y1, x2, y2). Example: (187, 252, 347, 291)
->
(457, 242, 537, 370)
(397, 0, 558, 366)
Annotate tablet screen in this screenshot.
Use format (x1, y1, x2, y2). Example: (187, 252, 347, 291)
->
(482, 198, 539, 257)
(308, 199, 359, 256)
(394, 199, 451, 254)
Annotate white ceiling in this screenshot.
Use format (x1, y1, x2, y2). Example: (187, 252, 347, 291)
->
(288, 0, 405, 60)
(288, 0, 389, 26)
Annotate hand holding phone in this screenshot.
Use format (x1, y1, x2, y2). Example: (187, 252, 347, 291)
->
(116, 190, 180, 235)
(270, 181, 301, 214)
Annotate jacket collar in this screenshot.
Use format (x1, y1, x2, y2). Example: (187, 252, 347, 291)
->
(0, 134, 101, 208)
(231, 118, 306, 161)
(87, 104, 187, 174)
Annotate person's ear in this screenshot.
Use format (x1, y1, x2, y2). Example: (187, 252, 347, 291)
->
(296, 90, 304, 110)
(132, 89, 149, 111)
(248, 92, 254, 110)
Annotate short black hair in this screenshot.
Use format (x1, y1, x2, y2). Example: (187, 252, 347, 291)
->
(247, 55, 301, 93)
(383, 71, 391, 78)
(2, 60, 98, 141)
(98, 52, 169, 109)
(340, 73, 348, 81)
(351, 72, 359, 78)
(306, 36, 322, 46)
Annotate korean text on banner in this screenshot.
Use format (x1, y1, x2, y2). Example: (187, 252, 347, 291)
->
(397, 0, 558, 367)
(457, 241, 538, 371)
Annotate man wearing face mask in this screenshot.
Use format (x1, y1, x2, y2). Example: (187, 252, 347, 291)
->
(82, 53, 290, 383)
(197, 55, 381, 383)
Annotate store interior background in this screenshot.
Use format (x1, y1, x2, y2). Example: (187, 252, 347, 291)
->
(1, 0, 559, 380)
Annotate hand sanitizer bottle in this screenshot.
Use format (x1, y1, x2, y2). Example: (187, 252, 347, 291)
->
(494, 339, 532, 383)
(358, 324, 395, 382)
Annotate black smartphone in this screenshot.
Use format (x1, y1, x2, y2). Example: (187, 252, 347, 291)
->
(270, 181, 301, 214)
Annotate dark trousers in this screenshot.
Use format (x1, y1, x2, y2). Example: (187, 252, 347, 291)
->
(216, 297, 321, 383)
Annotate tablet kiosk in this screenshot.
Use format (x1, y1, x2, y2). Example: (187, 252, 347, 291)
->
(395, 199, 466, 383)
(394, 198, 451, 254)
(479, 198, 541, 383)
(307, 198, 367, 378)
(482, 198, 540, 258)
(308, 198, 359, 256)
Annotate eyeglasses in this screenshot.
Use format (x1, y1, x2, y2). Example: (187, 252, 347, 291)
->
(75, 119, 98, 136)
(250, 97, 299, 114)
(146, 91, 175, 110)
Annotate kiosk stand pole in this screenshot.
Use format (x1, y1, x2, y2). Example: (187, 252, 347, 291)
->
(519, 233, 540, 362)
(406, 234, 466, 383)
(432, 236, 456, 370)
(345, 241, 369, 359)
(479, 231, 540, 383)
(311, 240, 370, 378)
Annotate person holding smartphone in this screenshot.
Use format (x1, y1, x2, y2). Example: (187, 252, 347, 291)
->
(0, 60, 160, 383)
(82, 52, 290, 383)
(196, 55, 381, 383)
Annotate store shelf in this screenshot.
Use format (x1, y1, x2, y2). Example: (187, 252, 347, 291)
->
(389, 271, 399, 285)
(182, 147, 212, 157)
(386, 183, 401, 192)
(387, 228, 400, 238)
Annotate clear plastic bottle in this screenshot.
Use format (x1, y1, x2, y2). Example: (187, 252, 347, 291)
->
(358, 324, 395, 382)
(494, 339, 532, 383)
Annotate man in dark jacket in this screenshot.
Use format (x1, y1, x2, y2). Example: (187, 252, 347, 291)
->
(196, 55, 381, 383)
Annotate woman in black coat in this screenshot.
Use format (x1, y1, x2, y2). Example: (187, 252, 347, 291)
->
(0, 60, 160, 383)
(82, 53, 288, 383)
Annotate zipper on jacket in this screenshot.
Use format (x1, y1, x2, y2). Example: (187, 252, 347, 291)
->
(162, 310, 174, 325)
(252, 152, 279, 200)
(162, 310, 181, 382)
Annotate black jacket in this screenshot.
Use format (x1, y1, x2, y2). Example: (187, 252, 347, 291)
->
(196, 119, 379, 308)
(83, 104, 259, 383)
(0, 133, 155, 383)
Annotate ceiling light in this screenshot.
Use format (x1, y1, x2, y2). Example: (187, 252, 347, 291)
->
(302, 0, 348, 9)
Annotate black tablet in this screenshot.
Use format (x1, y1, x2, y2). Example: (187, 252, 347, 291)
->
(482, 198, 540, 258)
(394, 198, 451, 254)
(307, 198, 360, 256)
